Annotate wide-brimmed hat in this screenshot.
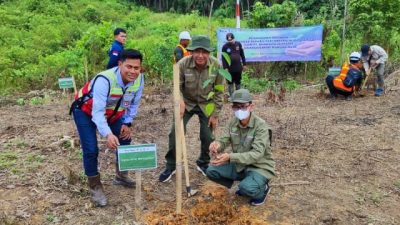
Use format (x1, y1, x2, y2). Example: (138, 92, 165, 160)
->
(186, 35, 214, 52)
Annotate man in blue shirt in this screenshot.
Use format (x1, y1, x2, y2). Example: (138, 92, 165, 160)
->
(71, 49, 144, 207)
(107, 28, 126, 69)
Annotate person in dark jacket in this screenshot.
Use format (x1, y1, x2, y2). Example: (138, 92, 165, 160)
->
(107, 28, 127, 69)
(222, 33, 246, 97)
(326, 52, 364, 100)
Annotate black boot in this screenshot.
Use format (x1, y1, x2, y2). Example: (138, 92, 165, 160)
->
(87, 174, 107, 207)
(113, 164, 135, 188)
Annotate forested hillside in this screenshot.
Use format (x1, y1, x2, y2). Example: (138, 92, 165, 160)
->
(0, 0, 399, 94)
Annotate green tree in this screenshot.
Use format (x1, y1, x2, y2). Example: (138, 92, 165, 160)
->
(348, 0, 400, 52)
(248, 1, 297, 28)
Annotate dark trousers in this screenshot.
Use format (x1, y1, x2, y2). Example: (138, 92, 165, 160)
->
(165, 105, 214, 170)
(73, 109, 131, 176)
(228, 71, 242, 86)
(206, 163, 269, 199)
(325, 76, 352, 97)
(228, 71, 242, 96)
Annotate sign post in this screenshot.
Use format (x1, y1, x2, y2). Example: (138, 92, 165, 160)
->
(117, 144, 157, 223)
(58, 77, 74, 88)
(59, 76, 77, 148)
(58, 77, 77, 95)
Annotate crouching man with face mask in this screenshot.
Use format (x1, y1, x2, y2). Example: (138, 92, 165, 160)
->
(206, 89, 275, 206)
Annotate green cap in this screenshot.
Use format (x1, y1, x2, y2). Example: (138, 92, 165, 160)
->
(186, 35, 214, 52)
(231, 89, 253, 103)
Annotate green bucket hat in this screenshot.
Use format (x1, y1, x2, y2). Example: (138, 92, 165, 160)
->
(186, 35, 214, 52)
(231, 89, 253, 103)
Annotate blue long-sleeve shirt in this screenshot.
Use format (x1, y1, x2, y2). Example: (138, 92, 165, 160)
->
(107, 40, 124, 69)
(91, 68, 144, 137)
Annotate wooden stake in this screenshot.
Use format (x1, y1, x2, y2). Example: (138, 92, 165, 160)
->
(173, 64, 183, 213)
(304, 62, 308, 81)
(84, 56, 89, 82)
(72, 75, 77, 96)
(271, 181, 311, 186)
(134, 170, 142, 223)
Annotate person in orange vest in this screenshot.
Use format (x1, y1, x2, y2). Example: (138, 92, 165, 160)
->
(325, 52, 364, 100)
(173, 31, 191, 63)
(70, 49, 144, 207)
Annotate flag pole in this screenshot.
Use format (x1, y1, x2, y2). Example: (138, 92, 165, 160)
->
(236, 0, 240, 29)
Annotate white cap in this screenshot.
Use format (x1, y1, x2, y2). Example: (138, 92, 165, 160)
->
(179, 31, 191, 40)
(349, 52, 361, 61)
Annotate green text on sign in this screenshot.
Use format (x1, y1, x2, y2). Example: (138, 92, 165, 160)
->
(117, 144, 157, 171)
(58, 77, 74, 89)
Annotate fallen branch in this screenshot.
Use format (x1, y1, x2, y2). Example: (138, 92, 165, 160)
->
(353, 147, 393, 152)
(302, 84, 324, 89)
(271, 181, 311, 186)
(368, 148, 393, 152)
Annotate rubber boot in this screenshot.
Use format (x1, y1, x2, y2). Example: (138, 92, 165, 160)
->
(87, 174, 107, 207)
(113, 164, 135, 188)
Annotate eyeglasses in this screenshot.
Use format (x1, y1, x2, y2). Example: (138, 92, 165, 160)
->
(231, 104, 250, 111)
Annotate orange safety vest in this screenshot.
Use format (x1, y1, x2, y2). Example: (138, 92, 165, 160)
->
(333, 62, 353, 92)
(173, 44, 191, 63)
(74, 69, 142, 123)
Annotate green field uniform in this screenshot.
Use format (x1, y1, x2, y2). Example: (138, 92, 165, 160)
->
(179, 55, 224, 117)
(165, 55, 225, 170)
(206, 113, 275, 199)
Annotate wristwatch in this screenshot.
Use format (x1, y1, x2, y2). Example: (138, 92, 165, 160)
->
(123, 122, 132, 127)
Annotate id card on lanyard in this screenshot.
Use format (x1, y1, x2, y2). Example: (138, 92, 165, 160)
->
(123, 91, 135, 108)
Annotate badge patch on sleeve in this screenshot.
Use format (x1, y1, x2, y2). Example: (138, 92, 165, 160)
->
(112, 51, 119, 56)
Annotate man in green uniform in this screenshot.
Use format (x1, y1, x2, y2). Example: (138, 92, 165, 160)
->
(206, 89, 275, 206)
(159, 35, 225, 182)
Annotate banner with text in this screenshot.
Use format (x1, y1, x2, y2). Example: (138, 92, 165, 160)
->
(217, 25, 323, 62)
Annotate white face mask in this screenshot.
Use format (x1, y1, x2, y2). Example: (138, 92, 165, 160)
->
(234, 109, 250, 120)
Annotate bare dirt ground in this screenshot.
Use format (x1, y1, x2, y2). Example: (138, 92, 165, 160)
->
(1, 73, 400, 225)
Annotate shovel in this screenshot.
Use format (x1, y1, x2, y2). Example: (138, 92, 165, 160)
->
(359, 67, 374, 97)
(180, 121, 198, 197)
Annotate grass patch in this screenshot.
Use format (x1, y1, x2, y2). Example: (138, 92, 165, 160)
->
(241, 69, 301, 93)
(0, 151, 18, 170)
(394, 180, 400, 190)
(23, 153, 47, 172)
(3, 138, 28, 149)
(370, 191, 385, 205)
(26, 154, 46, 163)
